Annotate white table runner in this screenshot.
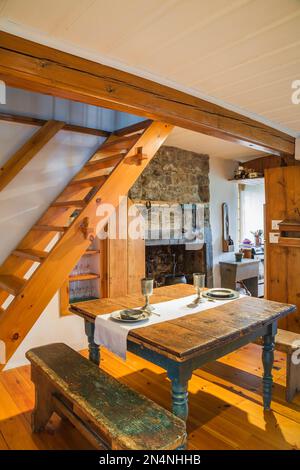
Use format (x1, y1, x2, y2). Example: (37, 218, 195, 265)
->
(94, 294, 242, 360)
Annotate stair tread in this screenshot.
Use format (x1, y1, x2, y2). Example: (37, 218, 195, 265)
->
(100, 134, 140, 152)
(13, 248, 48, 262)
(52, 200, 86, 207)
(70, 175, 107, 187)
(0, 274, 26, 296)
(85, 154, 122, 170)
(33, 225, 68, 232)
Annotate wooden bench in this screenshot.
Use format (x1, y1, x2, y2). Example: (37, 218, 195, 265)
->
(26, 343, 186, 450)
(255, 329, 300, 402)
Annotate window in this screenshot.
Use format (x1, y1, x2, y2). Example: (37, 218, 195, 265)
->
(239, 183, 265, 244)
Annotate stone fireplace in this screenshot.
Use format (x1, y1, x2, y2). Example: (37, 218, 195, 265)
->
(130, 145, 213, 287)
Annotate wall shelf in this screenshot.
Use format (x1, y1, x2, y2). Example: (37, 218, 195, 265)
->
(69, 273, 100, 282)
(59, 198, 145, 316)
(228, 177, 264, 186)
(60, 237, 104, 316)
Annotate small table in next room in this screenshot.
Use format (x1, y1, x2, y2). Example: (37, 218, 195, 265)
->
(70, 284, 295, 424)
(220, 258, 260, 296)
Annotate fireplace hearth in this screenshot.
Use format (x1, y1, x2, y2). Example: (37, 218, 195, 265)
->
(146, 243, 211, 287)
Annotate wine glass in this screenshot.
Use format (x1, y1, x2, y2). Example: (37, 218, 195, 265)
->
(187, 273, 206, 307)
(140, 278, 154, 314)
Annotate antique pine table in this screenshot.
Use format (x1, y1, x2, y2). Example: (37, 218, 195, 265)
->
(71, 284, 296, 423)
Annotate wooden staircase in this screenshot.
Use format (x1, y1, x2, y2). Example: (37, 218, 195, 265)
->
(0, 120, 173, 368)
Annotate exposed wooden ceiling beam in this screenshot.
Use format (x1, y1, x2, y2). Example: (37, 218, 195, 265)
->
(0, 32, 295, 157)
(0, 112, 110, 137)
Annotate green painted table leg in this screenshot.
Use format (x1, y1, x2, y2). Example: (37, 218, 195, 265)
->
(262, 332, 275, 410)
(84, 320, 100, 366)
(167, 364, 192, 449)
(171, 379, 189, 422)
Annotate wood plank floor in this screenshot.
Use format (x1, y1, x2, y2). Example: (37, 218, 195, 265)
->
(0, 344, 299, 450)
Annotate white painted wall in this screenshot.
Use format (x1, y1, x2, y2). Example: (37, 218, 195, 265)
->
(2, 86, 117, 130)
(209, 156, 238, 287)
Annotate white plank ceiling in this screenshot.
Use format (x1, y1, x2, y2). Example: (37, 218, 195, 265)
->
(0, 0, 300, 160)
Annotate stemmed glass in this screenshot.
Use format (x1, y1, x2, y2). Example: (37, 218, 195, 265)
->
(188, 273, 206, 307)
(141, 278, 154, 313)
(140, 278, 160, 316)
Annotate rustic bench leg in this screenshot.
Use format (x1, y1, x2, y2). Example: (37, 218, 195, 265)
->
(31, 369, 55, 432)
(85, 320, 100, 366)
(262, 332, 275, 410)
(286, 352, 300, 402)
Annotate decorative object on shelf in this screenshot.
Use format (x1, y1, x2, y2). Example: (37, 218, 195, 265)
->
(222, 202, 235, 252)
(235, 252, 243, 262)
(251, 229, 263, 246)
(234, 165, 247, 180)
(232, 164, 263, 181)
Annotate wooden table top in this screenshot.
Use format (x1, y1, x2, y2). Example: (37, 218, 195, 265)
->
(71, 284, 296, 362)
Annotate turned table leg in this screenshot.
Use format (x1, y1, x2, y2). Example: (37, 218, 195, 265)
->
(262, 332, 275, 410)
(167, 364, 192, 449)
(84, 320, 100, 366)
(171, 378, 189, 422)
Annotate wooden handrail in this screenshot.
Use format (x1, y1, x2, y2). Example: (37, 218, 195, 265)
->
(0, 112, 111, 137)
(0, 120, 65, 191)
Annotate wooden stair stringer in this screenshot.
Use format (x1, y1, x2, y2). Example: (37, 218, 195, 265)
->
(0, 121, 173, 367)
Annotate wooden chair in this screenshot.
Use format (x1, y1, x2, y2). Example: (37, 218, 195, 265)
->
(26, 343, 186, 450)
(256, 329, 300, 402)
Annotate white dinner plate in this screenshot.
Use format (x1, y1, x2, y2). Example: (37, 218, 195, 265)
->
(110, 309, 150, 323)
(203, 288, 239, 300)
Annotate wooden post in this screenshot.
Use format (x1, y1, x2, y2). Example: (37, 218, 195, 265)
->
(31, 368, 55, 432)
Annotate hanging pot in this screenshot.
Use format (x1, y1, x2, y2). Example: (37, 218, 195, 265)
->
(164, 274, 187, 285)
